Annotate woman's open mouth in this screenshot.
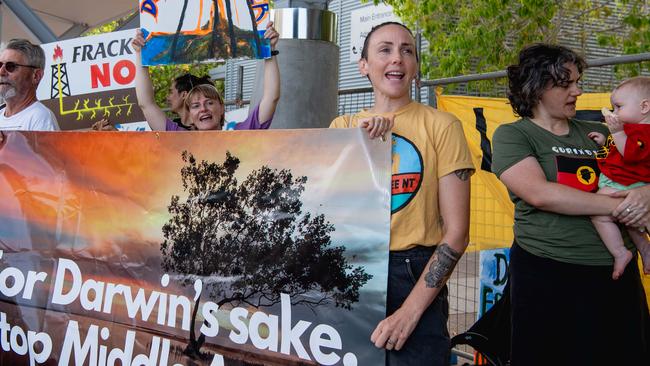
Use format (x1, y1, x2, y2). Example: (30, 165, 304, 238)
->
(385, 71, 404, 80)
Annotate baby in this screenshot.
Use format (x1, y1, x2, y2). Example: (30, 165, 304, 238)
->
(588, 76, 650, 279)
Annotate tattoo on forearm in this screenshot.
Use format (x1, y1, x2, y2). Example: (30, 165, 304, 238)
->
(425, 243, 462, 288)
(454, 169, 473, 181)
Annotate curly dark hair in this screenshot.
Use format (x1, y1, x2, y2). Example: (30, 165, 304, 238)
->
(507, 44, 586, 118)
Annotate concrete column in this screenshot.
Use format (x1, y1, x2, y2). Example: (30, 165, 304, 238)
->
(250, 4, 338, 129)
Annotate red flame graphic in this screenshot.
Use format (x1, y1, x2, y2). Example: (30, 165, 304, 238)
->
(53, 45, 63, 61)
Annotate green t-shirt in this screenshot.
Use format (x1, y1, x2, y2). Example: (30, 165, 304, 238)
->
(492, 118, 632, 265)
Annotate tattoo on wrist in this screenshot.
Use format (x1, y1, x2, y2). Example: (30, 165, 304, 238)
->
(454, 169, 473, 181)
(425, 243, 462, 288)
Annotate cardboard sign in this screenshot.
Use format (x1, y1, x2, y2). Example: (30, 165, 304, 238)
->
(37, 30, 145, 130)
(140, 0, 271, 66)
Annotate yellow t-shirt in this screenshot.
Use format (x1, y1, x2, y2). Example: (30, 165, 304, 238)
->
(330, 101, 474, 251)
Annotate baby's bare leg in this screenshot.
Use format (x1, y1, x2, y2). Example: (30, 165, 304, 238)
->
(591, 186, 633, 280)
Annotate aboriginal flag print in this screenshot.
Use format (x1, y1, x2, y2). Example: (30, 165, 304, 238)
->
(555, 155, 600, 192)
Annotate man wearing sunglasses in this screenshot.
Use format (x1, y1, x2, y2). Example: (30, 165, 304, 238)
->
(0, 39, 58, 131)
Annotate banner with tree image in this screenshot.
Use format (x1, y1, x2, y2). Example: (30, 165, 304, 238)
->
(0, 129, 390, 365)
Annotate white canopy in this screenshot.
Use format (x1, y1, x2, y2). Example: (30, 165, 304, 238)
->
(1, 0, 137, 44)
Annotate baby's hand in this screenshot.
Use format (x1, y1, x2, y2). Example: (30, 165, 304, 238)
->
(601, 107, 613, 118)
(602, 108, 623, 134)
(605, 114, 624, 134)
(588, 131, 606, 146)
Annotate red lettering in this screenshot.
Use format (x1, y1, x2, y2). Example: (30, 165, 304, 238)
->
(113, 60, 135, 85)
(90, 63, 110, 88)
(391, 173, 421, 195)
(89, 61, 136, 89)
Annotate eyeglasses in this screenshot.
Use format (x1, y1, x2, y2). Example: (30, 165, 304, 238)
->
(0, 61, 38, 73)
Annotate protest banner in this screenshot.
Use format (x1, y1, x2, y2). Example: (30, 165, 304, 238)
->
(0, 128, 391, 365)
(139, 0, 272, 66)
(36, 30, 145, 130)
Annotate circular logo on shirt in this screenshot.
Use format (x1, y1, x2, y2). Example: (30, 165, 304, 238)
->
(391, 134, 423, 213)
(576, 165, 596, 185)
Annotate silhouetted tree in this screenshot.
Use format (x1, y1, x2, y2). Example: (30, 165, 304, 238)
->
(161, 151, 371, 358)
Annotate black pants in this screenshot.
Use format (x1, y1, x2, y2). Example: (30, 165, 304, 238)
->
(510, 242, 650, 366)
(387, 246, 451, 366)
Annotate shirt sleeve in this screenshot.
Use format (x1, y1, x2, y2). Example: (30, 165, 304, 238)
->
(491, 123, 534, 178)
(329, 115, 351, 129)
(234, 104, 272, 130)
(434, 118, 475, 178)
(622, 124, 650, 163)
(165, 118, 182, 131)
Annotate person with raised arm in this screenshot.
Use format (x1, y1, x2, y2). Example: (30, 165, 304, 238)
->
(132, 23, 280, 131)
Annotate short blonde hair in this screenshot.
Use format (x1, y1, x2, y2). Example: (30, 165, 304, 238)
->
(184, 84, 225, 128)
(184, 84, 224, 107)
(615, 76, 650, 99)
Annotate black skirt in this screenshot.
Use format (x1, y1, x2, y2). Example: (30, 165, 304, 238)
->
(509, 242, 650, 366)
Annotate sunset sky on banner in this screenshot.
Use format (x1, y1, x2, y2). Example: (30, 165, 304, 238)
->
(0, 130, 389, 259)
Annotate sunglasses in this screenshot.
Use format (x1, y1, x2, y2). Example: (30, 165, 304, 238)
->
(0, 61, 38, 73)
